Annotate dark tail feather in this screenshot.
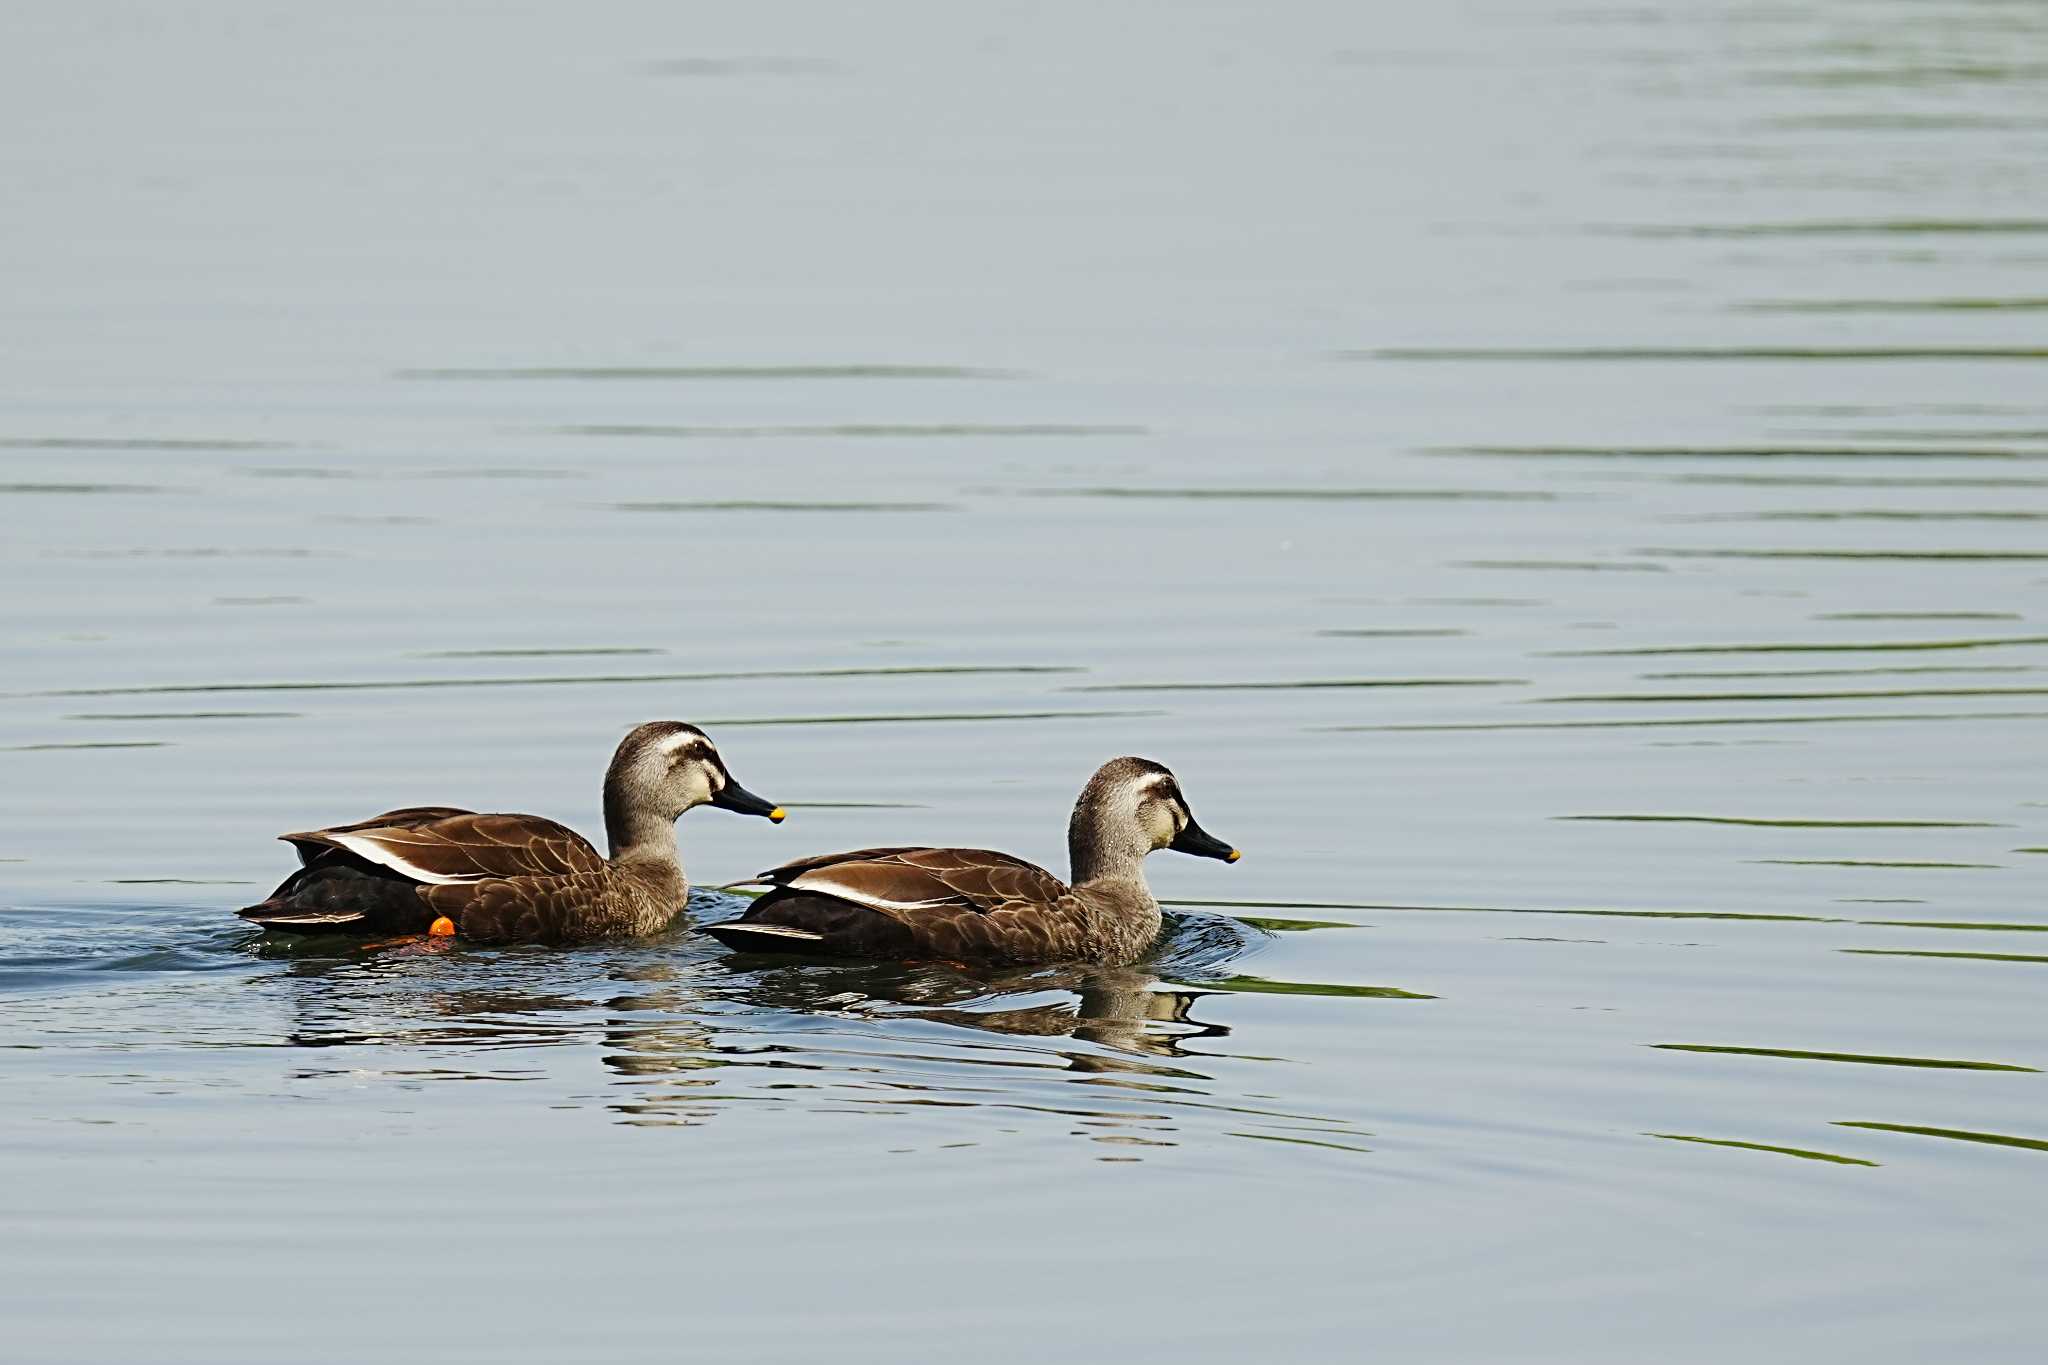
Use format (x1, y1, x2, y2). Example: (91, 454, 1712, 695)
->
(238, 899, 368, 929)
(702, 922, 826, 953)
(236, 863, 426, 935)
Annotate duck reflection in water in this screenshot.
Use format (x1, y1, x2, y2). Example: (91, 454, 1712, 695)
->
(701, 957, 1230, 1066)
(257, 910, 1254, 1136)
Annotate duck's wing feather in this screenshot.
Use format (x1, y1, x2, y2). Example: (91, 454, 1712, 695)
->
(756, 846, 1067, 917)
(286, 807, 473, 866)
(743, 846, 925, 885)
(282, 811, 605, 886)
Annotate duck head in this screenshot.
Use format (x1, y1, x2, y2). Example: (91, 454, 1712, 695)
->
(1068, 755, 1239, 883)
(605, 721, 783, 855)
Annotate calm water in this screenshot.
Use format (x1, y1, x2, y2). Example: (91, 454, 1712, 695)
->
(5, 3, 2048, 1360)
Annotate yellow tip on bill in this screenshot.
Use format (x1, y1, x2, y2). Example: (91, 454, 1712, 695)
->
(1226, 849, 1242, 863)
(428, 916, 457, 937)
(768, 807, 787, 823)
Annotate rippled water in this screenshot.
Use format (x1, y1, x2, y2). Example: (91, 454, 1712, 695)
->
(5, 3, 2047, 1360)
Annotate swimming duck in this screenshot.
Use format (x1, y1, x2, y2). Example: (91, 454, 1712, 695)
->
(704, 756, 1237, 965)
(238, 721, 783, 944)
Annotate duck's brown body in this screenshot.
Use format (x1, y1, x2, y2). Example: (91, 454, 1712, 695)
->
(710, 846, 1165, 965)
(237, 722, 781, 945)
(706, 756, 1237, 966)
(240, 808, 685, 943)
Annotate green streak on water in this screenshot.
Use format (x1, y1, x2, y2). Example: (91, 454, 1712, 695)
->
(1413, 596, 1545, 606)
(23, 664, 1082, 699)
(1815, 612, 2022, 621)
(699, 709, 1159, 729)
(1737, 297, 2048, 313)
(3, 741, 171, 751)
(1029, 487, 1557, 502)
(1069, 677, 1525, 693)
(411, 647, 666, 659)
(1842, 950, 2048, 963)
(1641, 665, 2034, 680)
(396, 365, 1016, 380)
(1641, 548, 2048, 562)
(1731, 511, 2048, 522)
(1434, 443, 2047, 461)
(1360, 346, 2048, 362)
(1324, 710, 2048, 734)
(1757, 860, 1998, 869)
(0, 437, 286, 450)
(1316, 628, 1469, 638)
(0, 482, 177, 494)
(1227, 1131, 1372, 1155)
(565, 423, 1132, 438)
(1652, 1044, 2037, 1072)
(1666, 474, 2048, 488)
(1647, 1133, 1878, 1167)
(1759, 62, 2048, 90)
(1806, 429, 2048, 443)
(1763, 114, 2048, 132)
(1550, 635, 2048, 656)
(613, 500, 955, 513)
(1559, 814, 1998, 829)
(1540, 686, 2048, 703)
(1597, 219, 2048, 238)
(1234, 917, 1361, 933)
(1835, 1122, 2048, 1153)
(1861, 920, 2048, 933)
(1168, 897, 1839, 925)
(1196, 975, 1434, 1000)
(63, 711, 300, 722)
(1459, 559, 1666, 572)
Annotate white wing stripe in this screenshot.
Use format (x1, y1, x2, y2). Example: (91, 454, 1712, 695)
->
(787, 871, 957, 912)
(327, 831, 488, 886)
(719, 923, 825, 941)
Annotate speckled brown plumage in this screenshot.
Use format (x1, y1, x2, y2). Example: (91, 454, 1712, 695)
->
(706, 756, 1238, 966)
(237, 721, 782, 945)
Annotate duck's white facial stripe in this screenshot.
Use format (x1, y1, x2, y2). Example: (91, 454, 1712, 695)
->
(326, 831, 487, 886)
(659, 735, 723, 793)
(1134, 773, 1184, 829)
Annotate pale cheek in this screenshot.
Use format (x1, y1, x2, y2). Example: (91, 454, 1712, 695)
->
(672, 769, 710, 808)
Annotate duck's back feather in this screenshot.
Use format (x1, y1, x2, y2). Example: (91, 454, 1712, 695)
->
(714, 846, 1120, 963)
(752, 845, 1067, 915)
(283, 811, 605, 885)
(245, 808, 612, 937)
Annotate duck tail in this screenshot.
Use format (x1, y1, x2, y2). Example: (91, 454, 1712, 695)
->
(701, 921, 825, 952)
(236, 864, 419, 933)
(237, 898, 369, 929)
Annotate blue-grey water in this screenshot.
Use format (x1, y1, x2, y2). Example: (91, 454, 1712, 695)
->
(5, 3, 2047, 1360)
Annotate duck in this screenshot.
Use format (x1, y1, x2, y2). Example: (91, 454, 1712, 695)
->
(238, 721, 784, 944)
(704, 756, 1237, 965)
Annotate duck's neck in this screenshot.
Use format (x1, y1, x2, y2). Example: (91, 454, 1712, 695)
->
(1068, 819, 1150, 893)
(609, 829, 686, 915)
(604, 788, 684, 875)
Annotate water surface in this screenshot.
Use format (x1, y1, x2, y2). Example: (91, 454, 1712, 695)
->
(3, 3, 2046, 1362)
